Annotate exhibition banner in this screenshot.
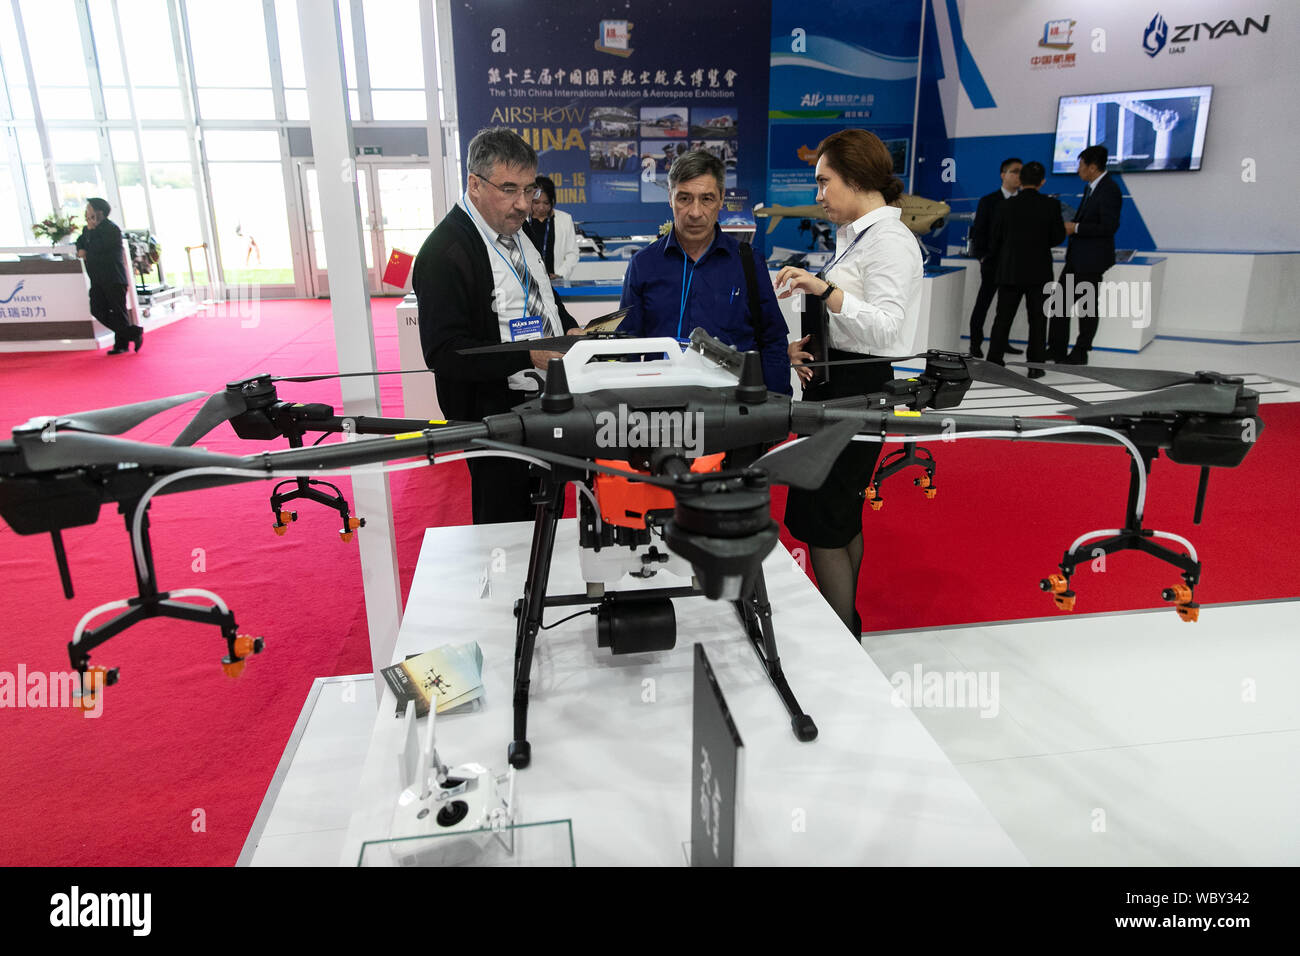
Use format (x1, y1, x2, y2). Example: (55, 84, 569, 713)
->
(766, 0, 922, 253)
(449, 0, 771, 241)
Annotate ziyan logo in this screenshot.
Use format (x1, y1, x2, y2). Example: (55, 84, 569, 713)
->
(595, 19, 633, 58)
(1143, 12, 1169, 56)
(1039, 18, 1076, 50)
(1144, 12, 1270, 56)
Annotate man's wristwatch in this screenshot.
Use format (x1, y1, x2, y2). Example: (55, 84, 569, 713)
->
(818, 278, 837, 301)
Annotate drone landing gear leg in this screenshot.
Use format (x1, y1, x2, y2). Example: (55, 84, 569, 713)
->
(508, 480, 567, 770)
(734, 569, 818, 742)
(68, 501, 260, 692)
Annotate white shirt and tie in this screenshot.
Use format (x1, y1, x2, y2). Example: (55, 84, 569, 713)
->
(459, 197, 561, 391)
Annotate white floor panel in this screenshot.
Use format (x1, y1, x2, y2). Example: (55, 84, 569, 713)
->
(862, 600, 1300, 865)
(955, 730, 1300, 866)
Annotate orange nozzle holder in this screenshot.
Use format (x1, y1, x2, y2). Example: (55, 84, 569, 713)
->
(222, 658, 246, 679)
(1042, 573, 1069, 594)
(278, 510, 294, 524)
(233, 635, 258, 658)
(593, 452, 726, 530)
(1163, 584, 1193, 604)
(864, 486, 877, 500)
(1176, 604, 1200, 623)
(340, 532, 354, 543)
(869, 499, 884, 511)
(1053, 592, 1076, 611)
(347, 517, 361, 530)
(922, 488, 937, 499)
(273, 524, 287, 536)
(915, 475, 932, 489)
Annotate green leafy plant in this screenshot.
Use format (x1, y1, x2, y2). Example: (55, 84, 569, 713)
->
(31, 211, 81, 246)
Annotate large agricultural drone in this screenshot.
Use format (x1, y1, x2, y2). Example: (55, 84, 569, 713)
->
(0, 329, 1263, 766)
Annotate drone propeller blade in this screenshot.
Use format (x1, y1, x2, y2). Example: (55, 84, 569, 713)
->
(172, 389, 250, 447)
(1014, 362, 1199, 392)
(966, 358, 1086, 406)
(754, 417, 864, 490)
(19, 431, 246, 471)
(471, 437, 681, 487)
(458, 334, 581, 356)
(271, 368, 433, 384)
(15, 392, 207, 437)
(796, 353, 919, 369)
(1070, 382, 1242, 420)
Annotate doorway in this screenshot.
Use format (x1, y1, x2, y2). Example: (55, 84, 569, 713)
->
(298, 161, 436, 297)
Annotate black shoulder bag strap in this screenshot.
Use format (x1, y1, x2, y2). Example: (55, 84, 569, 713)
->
(738, 241, 765, 352)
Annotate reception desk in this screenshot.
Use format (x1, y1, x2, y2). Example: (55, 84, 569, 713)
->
(0, 244, 139, 352)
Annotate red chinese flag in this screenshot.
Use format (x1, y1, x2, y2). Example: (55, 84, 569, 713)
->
(383, 249, 415, 287)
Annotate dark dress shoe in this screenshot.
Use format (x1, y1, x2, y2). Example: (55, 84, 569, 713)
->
(969, 344, 983, 359)
(1027, 367, 1045, 379)
(131, 327, 143, 352)
(1062, 350, 1088, 365)
(1005, 345, 1024, 355)
(107, 345, 128, 355)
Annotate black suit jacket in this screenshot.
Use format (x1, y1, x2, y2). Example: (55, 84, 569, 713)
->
(968, 188, 1007, 263)
(413, 205, 576, 423)
(989, 189, 1066, 286)
(74, 219, 129, 287)
(1064, 173, 1121, 273)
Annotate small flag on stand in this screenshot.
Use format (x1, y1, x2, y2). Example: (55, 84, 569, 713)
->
(382, 249, 415, 288)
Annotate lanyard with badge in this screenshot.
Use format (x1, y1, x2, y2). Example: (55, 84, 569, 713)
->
(676, 234, 716, 345)
(816, 222, 873, 284)
(465, 191, 547, 342)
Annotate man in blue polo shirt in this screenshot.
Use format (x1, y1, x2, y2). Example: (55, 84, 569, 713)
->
(619, 151, 791, 394)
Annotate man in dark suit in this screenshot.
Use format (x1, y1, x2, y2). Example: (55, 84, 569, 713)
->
(413, 128, 578, 524)
(75, 197, 140, 355)
(966, 157, 1021, 358)
(1049, 144, 1122, 365)
(986, 161, 1065, 378)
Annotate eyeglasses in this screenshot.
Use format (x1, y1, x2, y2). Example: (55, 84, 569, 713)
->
(473, 172, 529, 199)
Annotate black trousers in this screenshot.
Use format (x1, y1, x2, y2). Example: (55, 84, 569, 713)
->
(988, 283, 1049, 365)
(1047, 267, 1104, 358)
(89, 282, 132, 348)
(967, 259, 998, 349)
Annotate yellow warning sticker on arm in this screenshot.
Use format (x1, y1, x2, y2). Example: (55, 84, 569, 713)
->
(893, 409, 922, 418)
(394, 431, 426, 440)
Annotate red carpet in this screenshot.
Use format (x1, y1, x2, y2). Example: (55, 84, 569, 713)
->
(1, 299, 1296, 865)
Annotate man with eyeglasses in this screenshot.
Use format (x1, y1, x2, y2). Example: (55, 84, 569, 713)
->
(414, 127, 579, 524)
(619, 150, 791, 395)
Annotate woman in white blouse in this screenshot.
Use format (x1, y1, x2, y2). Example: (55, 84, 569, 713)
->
(775, 129, 924, 638)
(524, 175, 579, 282)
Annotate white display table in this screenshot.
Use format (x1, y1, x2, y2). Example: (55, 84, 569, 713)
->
(942, 255, 1165, 354)
(336, 520, 1025, 866)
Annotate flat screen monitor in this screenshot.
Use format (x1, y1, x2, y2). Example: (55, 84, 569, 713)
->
(1053, 85, 1212, 173)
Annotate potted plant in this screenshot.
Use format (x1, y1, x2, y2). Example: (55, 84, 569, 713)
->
(32, 210, 81, 247)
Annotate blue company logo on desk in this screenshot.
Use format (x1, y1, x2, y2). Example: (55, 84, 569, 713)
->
(2, 279, 35, 304)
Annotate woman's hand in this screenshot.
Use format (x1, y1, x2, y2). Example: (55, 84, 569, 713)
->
(789, 334, 814, 387)
(773, 266, 829, 300)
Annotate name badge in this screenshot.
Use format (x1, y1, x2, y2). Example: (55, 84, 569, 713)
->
(509, 315, 544, 341)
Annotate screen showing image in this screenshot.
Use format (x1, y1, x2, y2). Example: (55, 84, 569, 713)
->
(1053, 85, 1212, 173)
